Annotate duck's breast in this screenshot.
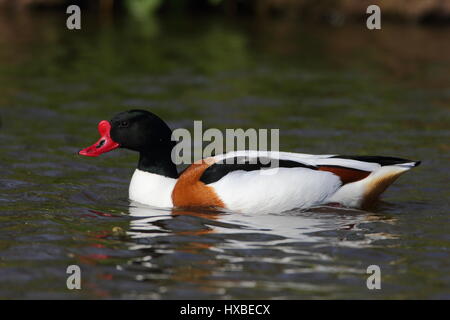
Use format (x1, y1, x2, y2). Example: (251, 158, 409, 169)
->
(129, 169, 176, 208)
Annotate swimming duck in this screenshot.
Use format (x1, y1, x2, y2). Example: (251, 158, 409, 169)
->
(79, 109, 420, 214)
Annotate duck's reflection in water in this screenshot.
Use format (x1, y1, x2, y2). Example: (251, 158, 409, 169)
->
(121, 201, 398, 298)
(127, 201, 397, 243)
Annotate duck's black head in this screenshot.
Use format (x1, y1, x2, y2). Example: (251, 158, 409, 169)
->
(79, 109, 178, 178)
(109, 109, 175, 152)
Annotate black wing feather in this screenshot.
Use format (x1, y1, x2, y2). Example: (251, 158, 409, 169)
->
(330, 155, 418, 166)
(200, 156, 317, 185)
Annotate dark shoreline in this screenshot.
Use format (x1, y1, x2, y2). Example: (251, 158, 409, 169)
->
(1, 0, 450, 25)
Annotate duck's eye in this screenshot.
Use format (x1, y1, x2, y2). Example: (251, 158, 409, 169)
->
(119, 121, 129, 128)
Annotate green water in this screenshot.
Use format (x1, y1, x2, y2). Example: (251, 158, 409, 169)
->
(0, 11, 449, 299)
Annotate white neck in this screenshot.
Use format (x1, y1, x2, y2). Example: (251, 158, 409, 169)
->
(129, 169, 177, 208)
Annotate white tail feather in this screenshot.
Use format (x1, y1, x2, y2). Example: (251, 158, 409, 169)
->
(327, 164, 415, 208)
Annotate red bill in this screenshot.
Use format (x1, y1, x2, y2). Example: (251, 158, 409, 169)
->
(79, 120, 120, 157)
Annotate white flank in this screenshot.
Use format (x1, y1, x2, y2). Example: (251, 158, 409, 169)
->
(129, 169, 176, 208)
(209, 167, 342, 214)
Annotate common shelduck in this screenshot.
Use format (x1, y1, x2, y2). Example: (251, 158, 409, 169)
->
(79, 110, 420, 214)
